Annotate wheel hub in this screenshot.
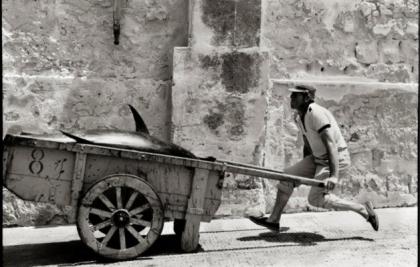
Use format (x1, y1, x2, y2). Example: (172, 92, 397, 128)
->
(112, 209, 130, 227)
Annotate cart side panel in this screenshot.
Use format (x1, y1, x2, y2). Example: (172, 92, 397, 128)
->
(3, 146, 76, 206)
(82, 154, 195, 219)
(201, 170, 223, 221)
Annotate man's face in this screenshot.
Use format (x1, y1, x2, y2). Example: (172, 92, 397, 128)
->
(290, 92, 306, 109)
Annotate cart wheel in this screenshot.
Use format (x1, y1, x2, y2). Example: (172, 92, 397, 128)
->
(77, 174, 164, 260)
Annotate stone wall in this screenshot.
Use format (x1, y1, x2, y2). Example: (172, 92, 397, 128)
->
(262, 0, 418, 82)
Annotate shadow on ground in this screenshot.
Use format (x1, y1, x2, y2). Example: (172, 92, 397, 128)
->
(3, 239, 98, 267)
(238, 231, 374, 246)
(3, 234, 184, 267)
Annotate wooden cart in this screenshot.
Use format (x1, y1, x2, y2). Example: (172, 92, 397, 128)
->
(2, 134, 326, 260)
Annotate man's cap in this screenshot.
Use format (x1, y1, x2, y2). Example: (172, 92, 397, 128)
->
(288, 85, 316, 98)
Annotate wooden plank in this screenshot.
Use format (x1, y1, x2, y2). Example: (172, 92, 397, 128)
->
(69, 152, 87, 222)
(200, 170, 223, 222)
(181, 168, 210, 252)
(3, 146, 75, 206)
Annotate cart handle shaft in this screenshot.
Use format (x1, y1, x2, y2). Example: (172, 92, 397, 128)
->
(221, 161, 326, 188)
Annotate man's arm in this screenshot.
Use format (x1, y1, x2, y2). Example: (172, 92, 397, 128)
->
(319, 128, 339, 190)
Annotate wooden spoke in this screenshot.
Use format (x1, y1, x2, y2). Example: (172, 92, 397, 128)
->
(125, 191, 139, 210)
(90, 208, 113, 218)
(116, 187, 123, 209)
(131, 217, 151, 227)
(98, 194, 116, 211)
(126, 225, 147, 244)
(92, 219, 112, 231)
(119, 228, 126, 250)
(101, 226, 117, 246)
(129, 204, 149, 216)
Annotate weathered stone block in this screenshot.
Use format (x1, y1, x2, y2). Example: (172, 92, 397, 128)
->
(373, 22, 394, 36)
(356, 41, 379, 64)
(334, 12, 355, 33)
(358, 1, 376, 17)
(350, 149, 373, 172)
(190, 0, 261, 48)
(145, 0, 169, 21)
(381, 39, 401, 64)
(405, 21, 418, 38)
(172, 46, 269, 215)
(365, 63, 411, 82)
(172, 47, 269, 159)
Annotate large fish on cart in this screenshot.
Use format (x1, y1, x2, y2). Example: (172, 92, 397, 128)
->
(20, 105, 196, 158)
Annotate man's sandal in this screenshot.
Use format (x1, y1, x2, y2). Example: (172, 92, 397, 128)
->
(249, 216, 280, 231)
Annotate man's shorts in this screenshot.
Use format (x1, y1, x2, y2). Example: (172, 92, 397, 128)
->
(277, 150, 351, 192)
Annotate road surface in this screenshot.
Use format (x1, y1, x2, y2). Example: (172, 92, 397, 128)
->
(3, 207, 417, 266)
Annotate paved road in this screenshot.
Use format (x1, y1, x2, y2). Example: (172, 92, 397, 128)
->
(3, 207, 417, 267)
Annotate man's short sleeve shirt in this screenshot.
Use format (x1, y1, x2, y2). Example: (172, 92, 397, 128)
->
(296, 103, 347, 159)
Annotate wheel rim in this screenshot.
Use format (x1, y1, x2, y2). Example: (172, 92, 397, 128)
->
(77, 174, 163, 260)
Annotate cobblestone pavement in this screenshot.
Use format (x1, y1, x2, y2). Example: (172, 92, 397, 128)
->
(3, 207, 417, 267)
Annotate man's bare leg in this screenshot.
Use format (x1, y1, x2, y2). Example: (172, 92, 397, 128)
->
(267, 186, 293, 224)
(313, 192, 379, 231)
(323, 193, 369, 218)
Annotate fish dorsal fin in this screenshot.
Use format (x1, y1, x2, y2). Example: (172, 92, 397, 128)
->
(128, 104, 150, 134)
(60, 130, 94, 144)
